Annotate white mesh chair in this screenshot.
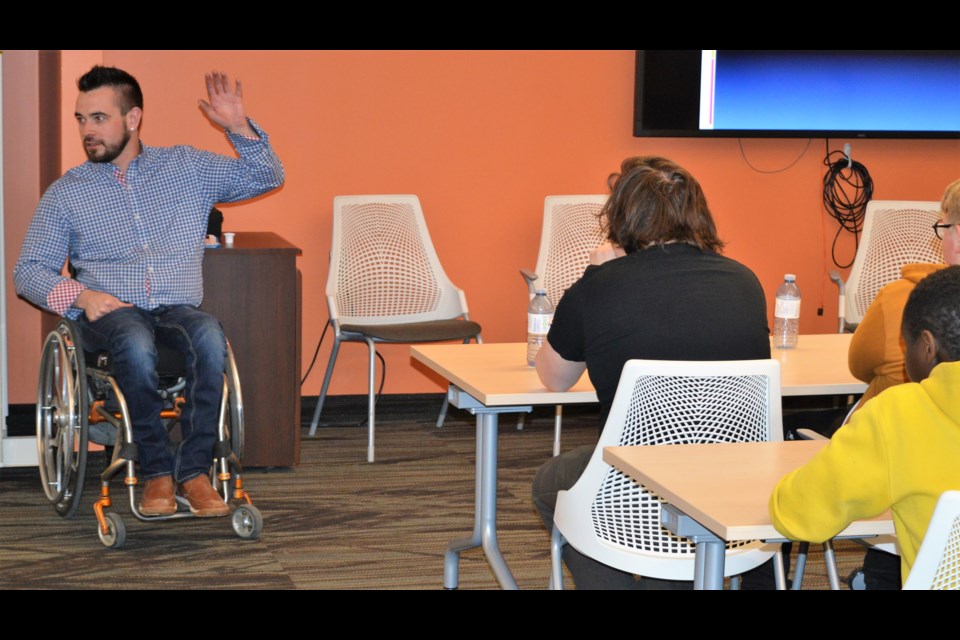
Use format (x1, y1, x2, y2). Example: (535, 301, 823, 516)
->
(830, 200, 943, 332)
(904, 491, 960, 590)
(518, 196, 607, 455)
(522, 196, 608, 303)
(307, 195, 482, 462)
(551, 359, 783, 588)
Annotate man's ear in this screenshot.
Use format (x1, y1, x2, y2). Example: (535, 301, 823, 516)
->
(125, 107, 142, 132)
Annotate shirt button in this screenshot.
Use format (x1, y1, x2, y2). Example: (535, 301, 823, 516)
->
(133, 214, 140, 220)
(147, 267, 154, 273)
(142, 243, 148, 249)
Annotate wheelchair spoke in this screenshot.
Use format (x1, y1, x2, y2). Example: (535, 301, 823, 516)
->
(37, 323, 88, 517)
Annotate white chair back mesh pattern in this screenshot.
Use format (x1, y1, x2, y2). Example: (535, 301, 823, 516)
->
(329, 196, 470, 325)
(846, 201, 942, 324)
(591, 372, 772, 556)
(905, 491, 960, 589)
(536, 196, 607, 306)
(336, 202, 440, 318)
(930, 515, 960, 590)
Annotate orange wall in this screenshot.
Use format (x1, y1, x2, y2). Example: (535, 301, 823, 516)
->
(5, 50, 960, 402)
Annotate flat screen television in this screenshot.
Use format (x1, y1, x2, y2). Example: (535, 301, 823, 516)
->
(634, 50, 960, 139)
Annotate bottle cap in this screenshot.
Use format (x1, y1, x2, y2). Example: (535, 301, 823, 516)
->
(784, 274, 796, 281)
(535, 288, 547, 295)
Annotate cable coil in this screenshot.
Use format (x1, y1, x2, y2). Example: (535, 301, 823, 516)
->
(823, 148, 873, 268)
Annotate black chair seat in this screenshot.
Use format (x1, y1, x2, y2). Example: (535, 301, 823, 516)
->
(340, 319, 482, 343)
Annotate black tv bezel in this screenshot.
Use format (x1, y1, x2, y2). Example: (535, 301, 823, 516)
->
(633, 50, 960, 140)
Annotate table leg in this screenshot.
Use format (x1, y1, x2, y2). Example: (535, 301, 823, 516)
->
(443, 409, 522, 590)
(444, 415, 484, 589)
(477, 411, 518, 590)
(663, 503, 726, 590)
(696, 540, 726, 590)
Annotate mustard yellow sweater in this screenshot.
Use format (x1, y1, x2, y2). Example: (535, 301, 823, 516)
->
(848, 263, 945, 407)
(770, 360, 960, 585)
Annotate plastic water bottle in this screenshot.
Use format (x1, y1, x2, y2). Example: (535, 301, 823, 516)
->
(773, 274, 801, 350)
(527, 289, 555, 366)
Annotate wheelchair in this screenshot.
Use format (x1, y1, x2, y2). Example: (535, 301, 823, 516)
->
(36, 318, 262, 548)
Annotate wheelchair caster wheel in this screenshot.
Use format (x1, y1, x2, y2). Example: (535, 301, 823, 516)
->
(98, 513, 126, 549)
(232, 505, 263, 540)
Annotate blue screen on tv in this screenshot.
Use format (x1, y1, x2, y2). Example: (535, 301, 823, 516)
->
(707, 50, 960, 132)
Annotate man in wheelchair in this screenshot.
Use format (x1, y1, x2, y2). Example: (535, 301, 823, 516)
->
(14, 66, 284, 518)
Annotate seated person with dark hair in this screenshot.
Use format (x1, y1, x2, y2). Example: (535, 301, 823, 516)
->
(14, 65, 284, 517)
(770, 265, 960, 586)
(532, 156, 771, 589)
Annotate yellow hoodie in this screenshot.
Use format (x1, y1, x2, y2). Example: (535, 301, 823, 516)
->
(770, 360, 960, 585)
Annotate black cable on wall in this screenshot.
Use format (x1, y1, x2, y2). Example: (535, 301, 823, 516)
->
(823, 142, 874, 269)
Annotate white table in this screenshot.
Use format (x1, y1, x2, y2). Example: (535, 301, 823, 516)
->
(411, 334, 865, 589)
(604, 440, 895, 589)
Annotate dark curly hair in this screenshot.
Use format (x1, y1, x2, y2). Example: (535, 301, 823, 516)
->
(600, 156, 724, 254)
(77, 66, 143, 116)
(903, 265, 960, 361)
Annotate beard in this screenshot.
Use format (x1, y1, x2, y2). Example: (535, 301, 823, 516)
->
(83, 128, 131, 164)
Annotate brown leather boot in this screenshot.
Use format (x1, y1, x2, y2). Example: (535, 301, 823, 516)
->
(179, 475, 230, 517)
(140, 475, 177, 516)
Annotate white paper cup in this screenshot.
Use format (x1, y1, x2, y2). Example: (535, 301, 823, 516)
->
(223, 232, 235, 246)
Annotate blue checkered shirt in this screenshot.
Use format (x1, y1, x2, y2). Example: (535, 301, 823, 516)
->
(14, 120, 284, 320)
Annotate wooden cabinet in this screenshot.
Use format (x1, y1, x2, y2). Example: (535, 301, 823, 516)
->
(201, 232, 302, 467)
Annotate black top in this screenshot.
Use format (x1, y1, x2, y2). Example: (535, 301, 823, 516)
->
(547, 243, 770, 426)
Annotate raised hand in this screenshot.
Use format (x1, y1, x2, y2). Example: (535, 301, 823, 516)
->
(198, 71, 256, 137)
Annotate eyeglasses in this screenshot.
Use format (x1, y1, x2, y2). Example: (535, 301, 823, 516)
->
(933, 222, 956, 240)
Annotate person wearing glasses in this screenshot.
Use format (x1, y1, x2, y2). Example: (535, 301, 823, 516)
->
(771, 265, 960, 588)
(840, 178, 959, 588)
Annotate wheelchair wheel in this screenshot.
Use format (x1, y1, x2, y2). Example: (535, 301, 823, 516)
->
(98, 512, 126, 548)
(213, 340, 245, 499)
(224, 340, 244, 460)
(36, 322, 89, 518)
(231, 504, 263, 540)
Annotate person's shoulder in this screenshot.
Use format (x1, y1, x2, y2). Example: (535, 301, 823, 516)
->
(705, 249, 755, 270)
(868, 265, 939, 306)
(42, 163, 101, 196)
(900, 262, 946, 284)
(698, 250, 763, 284)
(142, 144, 203, 161)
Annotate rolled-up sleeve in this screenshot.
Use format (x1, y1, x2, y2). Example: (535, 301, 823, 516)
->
(14, 188, 83, 316)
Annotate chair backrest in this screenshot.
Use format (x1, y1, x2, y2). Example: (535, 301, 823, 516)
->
(845, 200, 943, 326)
(904, 490, 960, 590)
(555, 359, 782, 579)
(528, 196, 607, 305)
(327, 195, 471, 326)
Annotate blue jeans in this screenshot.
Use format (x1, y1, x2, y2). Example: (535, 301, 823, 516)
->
(80, 305, 227, 482)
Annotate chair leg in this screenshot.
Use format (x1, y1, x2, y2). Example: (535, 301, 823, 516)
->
(793, 541, 809, 590)
(436, 386, 450, 428)
(438, 335, 479, 429)
(550, 525, 565, 590)
(553, 405, 562, 457)
(773, 548, 787, 590)
(823, 540, 841, 590)
(516, 413, 525, 431)
(365, 337, 377, 463)
(308, 330, 341, 437)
